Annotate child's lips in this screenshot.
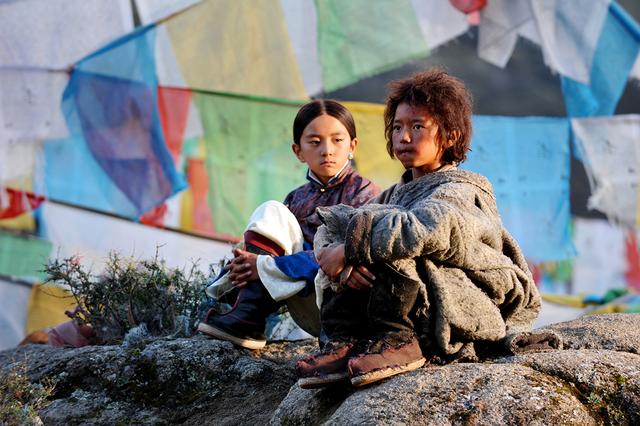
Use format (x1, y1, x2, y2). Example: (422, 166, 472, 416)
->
(396, 150, 413, 157)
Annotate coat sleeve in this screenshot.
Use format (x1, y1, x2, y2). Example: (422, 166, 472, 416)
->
(343, 190, 477, 266)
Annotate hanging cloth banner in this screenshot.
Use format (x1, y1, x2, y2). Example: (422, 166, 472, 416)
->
(342, 102, 405, 191)
(0, 231, 52, 280)
(157, 86, 192, 163)
(478, 0, 611, 82)
(0, 188, 45, 219)
(54, 25, 186, 218)
(0, 277, 33, 351)
(194, 92, 305, 239)
(572, 218, 627, 295)
(164, 0, 307, 100)
(0, 0, 133, 143)
(279, 0, 323, 96)
(561, 2, 640, 117)
(462, 116, 574, 262)
(571, 114, 640, 227)
(0, 0, 133, 69)
(315, 0, 429, 92)
(39, 201, 231, 275)
(0, 70, 70, 143)
(412, 0, 470, 50)
(180, 157, 216, 238)
(134, 0, 201, 25)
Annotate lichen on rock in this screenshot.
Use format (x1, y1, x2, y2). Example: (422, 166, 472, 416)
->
(1, 314, 639, 425)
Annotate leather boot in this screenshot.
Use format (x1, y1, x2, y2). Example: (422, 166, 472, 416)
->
(197, 232, 282, 349)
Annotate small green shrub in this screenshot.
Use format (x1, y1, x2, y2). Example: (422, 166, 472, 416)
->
(0, 363, 54, 426)
(44, 252, 217, 344)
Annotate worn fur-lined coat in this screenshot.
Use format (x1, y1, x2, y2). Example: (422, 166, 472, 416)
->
(314, 169, 541, 356)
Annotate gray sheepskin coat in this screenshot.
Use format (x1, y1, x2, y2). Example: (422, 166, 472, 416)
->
(314, 169, 541, 356)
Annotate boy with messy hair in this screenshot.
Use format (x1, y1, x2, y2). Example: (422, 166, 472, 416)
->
(295, 69, 544, 389)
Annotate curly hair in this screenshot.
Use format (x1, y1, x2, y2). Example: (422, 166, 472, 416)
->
(383, 68, 473, 164)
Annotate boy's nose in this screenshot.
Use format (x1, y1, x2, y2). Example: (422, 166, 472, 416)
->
(400, 129, 411, 143)
(321, 141, 333, 156)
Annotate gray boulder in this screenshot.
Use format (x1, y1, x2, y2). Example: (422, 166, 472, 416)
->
(1, 314, 639, 425)
(273, 314, 640, 425)
(0, 336, 316, 425)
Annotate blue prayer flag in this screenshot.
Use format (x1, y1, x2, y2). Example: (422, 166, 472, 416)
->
(462, 116, 575, 262)
(561, 2, 640, 117)
(45, 25, 186, 218)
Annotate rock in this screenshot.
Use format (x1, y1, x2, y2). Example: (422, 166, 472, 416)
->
(1, 314, 639, 425)
(273, 363, 596, 425)
(0, 335, 317, 425)
(271, 314, 640, 425)
(541, 313, 640, 353)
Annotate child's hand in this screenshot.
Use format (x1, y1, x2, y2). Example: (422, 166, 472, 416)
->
(344, 265, 375, 290)
(226, 248, 259, 287)
(317, 244, 346, 280)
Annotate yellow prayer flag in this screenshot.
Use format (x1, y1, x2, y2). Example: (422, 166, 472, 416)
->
(165, 0, 308, 100)
(344, 101, 405, 190)
(26, 284, 76, 334)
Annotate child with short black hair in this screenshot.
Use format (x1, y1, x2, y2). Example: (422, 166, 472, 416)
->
(296, 69, 542, 388)
(198, 99, 380, 349)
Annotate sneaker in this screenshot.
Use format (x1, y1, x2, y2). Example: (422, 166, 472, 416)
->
(348, 336, 425, 387)
(295, 341, 357, 389)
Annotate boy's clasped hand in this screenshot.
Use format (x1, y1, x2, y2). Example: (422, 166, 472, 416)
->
(317, 244, 375, 290)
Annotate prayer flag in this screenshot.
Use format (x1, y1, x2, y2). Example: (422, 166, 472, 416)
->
(0, 188, 45, 220)
(315, 0, 429, 92)
(165, 0, 307, 100)
(463, 116, 574, 262)
(561, 2, 640, 117)
(194, 92, 305, 238)
(56, 25, 186, 217)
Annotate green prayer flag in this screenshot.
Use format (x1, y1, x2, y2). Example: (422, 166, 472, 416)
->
(315, 0, 429, 92)
(194, 93, 306, 238)
(0, 231, 52, 280)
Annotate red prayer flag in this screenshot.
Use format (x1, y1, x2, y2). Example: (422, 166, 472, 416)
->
(625, 231, 640, 292)
(449, 0, 487, 14)
(139, 203, 168, 227)
(0, 188, 45, 219)
(188, 158, 216, 237)
(158, 86, 192, 163)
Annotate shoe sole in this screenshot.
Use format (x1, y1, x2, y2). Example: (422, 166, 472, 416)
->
(297, 372, 350, 389)
(197, 322, 266, 350)
(350, 357, 426, 387)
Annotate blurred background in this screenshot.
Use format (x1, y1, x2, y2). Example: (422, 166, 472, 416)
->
(1, 0, 639, 348)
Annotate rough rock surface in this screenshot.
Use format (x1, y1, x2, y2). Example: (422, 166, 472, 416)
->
(273, 314, 640, 425)
(1, 314, 639, 425)
(0, 336, 316, 425)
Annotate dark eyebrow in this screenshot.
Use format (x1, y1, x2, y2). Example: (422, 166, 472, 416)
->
(393, 118, 428, 124)
(304, 132, 346, 138)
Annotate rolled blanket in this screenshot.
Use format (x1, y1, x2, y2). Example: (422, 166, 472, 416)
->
(501, 330, 563, 354)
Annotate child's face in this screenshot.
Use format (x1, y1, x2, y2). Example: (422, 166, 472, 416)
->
(292, 114, 357, 185)
(391, 102, 448, 178)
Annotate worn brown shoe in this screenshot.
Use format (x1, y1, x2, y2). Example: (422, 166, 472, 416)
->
(296, 341, 358, 389)
(348, 335, 425, 387)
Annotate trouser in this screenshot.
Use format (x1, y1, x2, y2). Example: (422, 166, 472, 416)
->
(321, 263, 422, 344)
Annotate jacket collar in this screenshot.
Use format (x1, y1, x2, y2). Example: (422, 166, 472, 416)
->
(306, 161, 352, 189)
